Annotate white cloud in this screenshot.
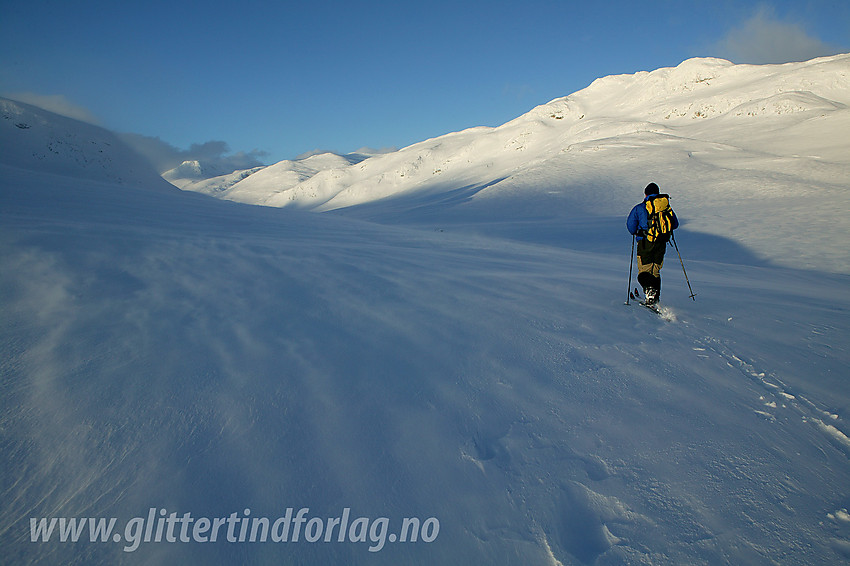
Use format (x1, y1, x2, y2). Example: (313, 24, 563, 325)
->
(3, 92, 102, 124)
(716, 6, 841, 64)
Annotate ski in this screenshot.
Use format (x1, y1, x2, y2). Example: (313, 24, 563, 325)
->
(629, 287, 661, 313)
(638, 301, 661, 314)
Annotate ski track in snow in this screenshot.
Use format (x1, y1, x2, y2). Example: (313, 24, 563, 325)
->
(695, 335, 850, 457)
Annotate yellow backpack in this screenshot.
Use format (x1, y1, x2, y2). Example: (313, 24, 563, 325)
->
(645, 195, 674, 243)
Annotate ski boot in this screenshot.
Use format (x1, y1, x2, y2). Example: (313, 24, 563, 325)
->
(644, 287, 659, 306)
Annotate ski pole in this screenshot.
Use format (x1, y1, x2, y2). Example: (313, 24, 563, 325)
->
(671, 232, 696, 300)
(626, 234, 635, 304)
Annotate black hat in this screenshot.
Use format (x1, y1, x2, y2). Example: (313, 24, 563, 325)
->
(644, 182, 660, 195)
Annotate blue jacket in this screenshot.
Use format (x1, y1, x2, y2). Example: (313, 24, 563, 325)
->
(627, 194, 679, 240)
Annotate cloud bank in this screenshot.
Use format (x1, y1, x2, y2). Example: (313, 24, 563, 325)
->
(119, 133, 268, 174)
(3, 92, 268, 174)
(716, 7, 843, 64)
(4, 92, 102, 124)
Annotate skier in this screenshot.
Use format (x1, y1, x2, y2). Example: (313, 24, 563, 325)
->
(627, 182, 679, 305)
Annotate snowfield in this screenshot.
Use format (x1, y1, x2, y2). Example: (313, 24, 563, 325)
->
(2, 54, 850, 565)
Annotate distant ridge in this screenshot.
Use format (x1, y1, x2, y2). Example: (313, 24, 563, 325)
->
(180, 54, 849, 214)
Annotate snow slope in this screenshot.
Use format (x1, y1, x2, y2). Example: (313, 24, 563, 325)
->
(161, 151, 368, 197)
(1, 98, 174, 191)
(2, 58, 850, 565)
(185, 54, 850, 274)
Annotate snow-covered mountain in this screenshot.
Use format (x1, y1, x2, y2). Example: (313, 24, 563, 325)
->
(162, 160, 229, 187)
(174, 152, 364, 196)
(212, 54, 849, 213)
(163, 151, 374, 196)
(180, 54, 850, 273)
(2, 55, 850, 566)
(162, 160, 265, 193)
(1, 98, 174, 191)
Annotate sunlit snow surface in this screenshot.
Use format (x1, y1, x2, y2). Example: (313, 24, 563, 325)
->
(172, 54, 850, 275)
(2, 55, 850, 565)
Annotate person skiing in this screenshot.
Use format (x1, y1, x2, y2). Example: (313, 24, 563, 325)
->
(627, 182, 679, 305)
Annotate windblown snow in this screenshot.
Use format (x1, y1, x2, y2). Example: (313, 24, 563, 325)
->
(2, 55, 850, 565)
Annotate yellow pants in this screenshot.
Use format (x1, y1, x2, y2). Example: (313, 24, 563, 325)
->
(636, 238, 667, 291)
(637, 254, 663, 278)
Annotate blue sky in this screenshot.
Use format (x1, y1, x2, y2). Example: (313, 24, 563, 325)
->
(1, 0, 848, 170)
